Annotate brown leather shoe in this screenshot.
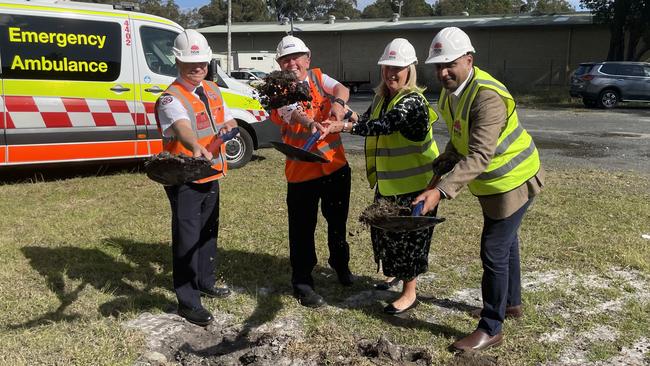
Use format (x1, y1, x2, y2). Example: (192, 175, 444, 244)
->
(470, 305, 523, 319)
(451, 329, 503, 351)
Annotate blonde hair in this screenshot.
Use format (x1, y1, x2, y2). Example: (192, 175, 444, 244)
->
(374, 63, 426, 98)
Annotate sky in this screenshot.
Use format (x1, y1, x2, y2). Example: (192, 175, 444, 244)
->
(176, 0, 583, 12)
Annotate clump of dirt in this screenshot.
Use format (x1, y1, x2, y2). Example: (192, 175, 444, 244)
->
(255, 70, 312, 109)
(145, 152, 216, 186)
(359, 198, 410, 227)
(357, 335, 432, 365)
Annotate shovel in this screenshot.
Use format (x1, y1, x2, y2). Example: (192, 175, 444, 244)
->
(368, 175, 446, 232)
(270, 131, 330, 163)
(146, 128, 240, 185)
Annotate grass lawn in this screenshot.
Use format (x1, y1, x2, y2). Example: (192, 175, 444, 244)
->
(1, 149, 649, 365)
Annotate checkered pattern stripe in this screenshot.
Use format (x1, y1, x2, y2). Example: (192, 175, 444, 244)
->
(247, 109, 268, 122)
(1, 95, 158, 129)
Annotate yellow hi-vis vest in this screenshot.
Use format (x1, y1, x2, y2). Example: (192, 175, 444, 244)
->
(438, 67, 540, 196)
(365, 89, 440, 196)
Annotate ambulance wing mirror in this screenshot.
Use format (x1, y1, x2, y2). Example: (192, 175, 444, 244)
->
(207, 58, 228, 89)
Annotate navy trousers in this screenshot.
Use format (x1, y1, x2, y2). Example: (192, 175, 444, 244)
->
(165, 180, 219, 309)
(286, 164, 351, 288)
(478, 199, 532, 336)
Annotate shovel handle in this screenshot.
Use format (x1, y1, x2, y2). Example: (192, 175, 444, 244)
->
(302, 131, 320, 151)
(206, 127, 240, 153)
(412, 201, 424, 216)
(412, 174, 443, 217)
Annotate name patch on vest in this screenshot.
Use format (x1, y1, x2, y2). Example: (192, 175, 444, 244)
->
(452, 120, 462, 136)
(196, 111, 211, 130)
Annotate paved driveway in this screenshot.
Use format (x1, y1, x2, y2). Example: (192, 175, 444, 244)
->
(344, 94, 650, 173)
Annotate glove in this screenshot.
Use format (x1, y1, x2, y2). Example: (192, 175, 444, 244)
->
(145, 152, 220, 186)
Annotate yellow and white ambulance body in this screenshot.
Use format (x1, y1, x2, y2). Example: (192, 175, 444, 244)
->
(0, 0, 275, 168)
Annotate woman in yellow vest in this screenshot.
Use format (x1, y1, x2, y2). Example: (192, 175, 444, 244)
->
(326, 38, 439, 314)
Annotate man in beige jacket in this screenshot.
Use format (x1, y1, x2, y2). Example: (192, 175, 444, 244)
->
(414, 27, 544, 351)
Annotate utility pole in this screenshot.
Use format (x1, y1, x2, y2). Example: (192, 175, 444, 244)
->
(227, 0, 232, 74)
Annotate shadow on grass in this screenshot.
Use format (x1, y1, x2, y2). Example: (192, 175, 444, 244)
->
(180, 248, 467, 358)
(15, 239, 468, 355)
(12, 239, 174, 329)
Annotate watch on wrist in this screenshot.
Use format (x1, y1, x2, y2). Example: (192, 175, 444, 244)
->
(333, 98, 346, 107)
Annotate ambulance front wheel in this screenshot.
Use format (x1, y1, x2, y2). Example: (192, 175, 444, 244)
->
(225, 127, 253, 169)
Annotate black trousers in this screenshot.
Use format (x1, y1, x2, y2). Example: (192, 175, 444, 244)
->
(165, 180, 219, 309)
(286, 164, 351, 288)
(478, 199, 532, 336)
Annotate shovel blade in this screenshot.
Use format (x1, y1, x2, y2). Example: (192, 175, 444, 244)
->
(370, 216, 445, 232)
(270, 141, 330, 163)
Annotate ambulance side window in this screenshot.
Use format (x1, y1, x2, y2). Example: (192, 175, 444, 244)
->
(0, 14, 121, 81)
(139, 26, 178, 77)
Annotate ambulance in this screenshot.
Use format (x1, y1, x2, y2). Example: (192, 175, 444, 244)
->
(0, 0, 277, 169)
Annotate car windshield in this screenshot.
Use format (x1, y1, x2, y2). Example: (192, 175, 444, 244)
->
(252, 71, 267, 78)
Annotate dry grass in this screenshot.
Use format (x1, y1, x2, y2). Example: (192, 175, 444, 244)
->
(0, 150, 648, 365)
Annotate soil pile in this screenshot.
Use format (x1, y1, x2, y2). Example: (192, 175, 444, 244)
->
(255, 71, 312, 109)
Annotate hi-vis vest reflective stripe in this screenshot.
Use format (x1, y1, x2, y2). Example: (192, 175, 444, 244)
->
(439, 67, 540, 196)
(154, 80, 228, 183)
(365, 89, 440, 196)
(270, 68, 347, 183)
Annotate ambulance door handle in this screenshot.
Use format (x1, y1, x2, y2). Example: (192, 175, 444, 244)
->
(110, 85, 131, 92)
(144, 86, 164, 93)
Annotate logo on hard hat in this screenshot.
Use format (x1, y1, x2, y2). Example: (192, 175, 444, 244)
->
(284, 43, 295, 49)
(190, 44, 200, 55)
(433, 42, 443, 55)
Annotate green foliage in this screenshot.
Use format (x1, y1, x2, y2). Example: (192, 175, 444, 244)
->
(528, 0, 574, 13)
(434, 0, 515, 16)
(266, 0, 359, 21)
(580, 0, 650, 61)
(327, 0, 362, 19)
(361, 0, 433, 18)
(198, 0, 271, 26)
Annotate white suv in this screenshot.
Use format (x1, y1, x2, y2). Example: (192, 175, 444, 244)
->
(230, 69, 267, 86)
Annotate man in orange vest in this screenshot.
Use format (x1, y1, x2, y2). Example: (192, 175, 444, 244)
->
(270, 35, 354, 308)
(154, 30, 237, 326)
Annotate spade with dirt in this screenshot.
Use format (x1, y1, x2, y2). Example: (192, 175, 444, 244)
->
(359, 152, 461, 232)
(145, 128, 239, 186)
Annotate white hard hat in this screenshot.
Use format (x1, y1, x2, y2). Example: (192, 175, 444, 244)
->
(275, 35, 310, 60)
(377, 38, 417, 67)
(425, 27, 475, 64)
(173, 29, 212, 63)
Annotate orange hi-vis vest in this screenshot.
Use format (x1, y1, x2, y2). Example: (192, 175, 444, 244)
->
(270, 68, 347, 183)
(154, 79, 228, 183)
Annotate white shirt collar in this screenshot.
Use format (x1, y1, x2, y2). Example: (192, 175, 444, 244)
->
(451, 68, 474, 98)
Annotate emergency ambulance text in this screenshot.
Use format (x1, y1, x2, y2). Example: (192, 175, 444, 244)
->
(11, 56, 108, 73)
(8, 27, 107, 49)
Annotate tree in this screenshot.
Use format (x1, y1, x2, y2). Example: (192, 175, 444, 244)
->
(327, 0, 362, 19)
(520, 0, 574, 13)
(361, 0, 394, 18)
(267, 0, 315, 21)
(198, 0, 271, 26)
(581, 0, 650, 61)
(77, 0, 198, 28)
(362, 0, 433, 18)
(433, 0, 515, 16)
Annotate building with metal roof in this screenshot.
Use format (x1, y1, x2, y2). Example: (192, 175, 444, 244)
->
(198, 12, 609, 92)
